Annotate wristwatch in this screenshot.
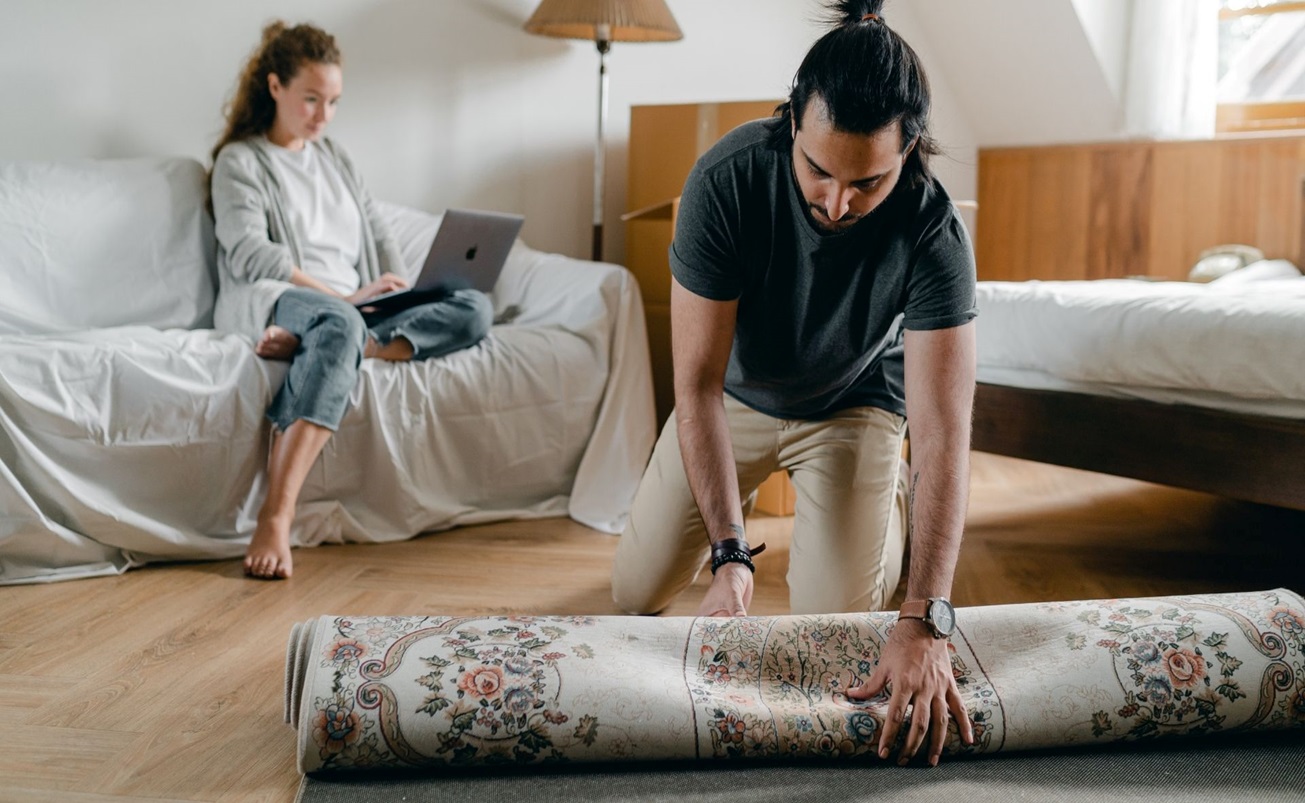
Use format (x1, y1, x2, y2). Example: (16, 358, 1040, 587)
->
(897, 597, 957, 639)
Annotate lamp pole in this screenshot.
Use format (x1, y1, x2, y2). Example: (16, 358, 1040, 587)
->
(523, 2, 682, 262)
(592, 29, 611, 262)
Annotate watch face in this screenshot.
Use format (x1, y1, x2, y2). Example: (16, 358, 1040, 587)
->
(929, 599, 956, 637)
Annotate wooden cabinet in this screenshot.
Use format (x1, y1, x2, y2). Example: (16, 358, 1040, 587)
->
(623, 100, 795, 515)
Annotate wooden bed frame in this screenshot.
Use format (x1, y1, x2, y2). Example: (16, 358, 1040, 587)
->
(972, 134, 1305, 511)
(971, 384, 1305, 511)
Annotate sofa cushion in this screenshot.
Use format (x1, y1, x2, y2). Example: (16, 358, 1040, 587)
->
(0, 157, 216, 335)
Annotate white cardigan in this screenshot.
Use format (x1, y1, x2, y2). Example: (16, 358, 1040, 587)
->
(210, 136, 405, 340)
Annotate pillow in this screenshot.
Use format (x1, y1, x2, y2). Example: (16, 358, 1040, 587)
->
(1207, 258, 1302, 289)
(0, 157, 216, 336)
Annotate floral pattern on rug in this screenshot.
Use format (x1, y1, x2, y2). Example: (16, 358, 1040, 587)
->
(1045, 590, 1304, 743)
(289, 589, 1305, 774)
(305, 615, 601, 771)
(684, 615, 999, 760)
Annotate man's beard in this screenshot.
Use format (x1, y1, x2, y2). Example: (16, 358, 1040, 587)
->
(808, 203, 862, 232)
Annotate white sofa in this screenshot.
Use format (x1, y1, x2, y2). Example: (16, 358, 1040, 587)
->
(0, 156, 656, 584)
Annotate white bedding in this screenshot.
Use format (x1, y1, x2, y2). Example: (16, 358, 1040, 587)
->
(0, 163, 655, 584)
(975, 271, 1305, 417)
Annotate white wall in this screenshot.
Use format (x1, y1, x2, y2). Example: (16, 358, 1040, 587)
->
(0, 0, 980, 262)
(1072, 0, 1134, 104)
(876, 3, 980, 225)
(907, 0, 1128, 146)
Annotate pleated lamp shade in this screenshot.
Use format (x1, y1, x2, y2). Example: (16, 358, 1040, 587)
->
(524, 0, 683, 43)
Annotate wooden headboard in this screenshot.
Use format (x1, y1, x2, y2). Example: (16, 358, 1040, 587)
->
(975, 134, 1305, 282)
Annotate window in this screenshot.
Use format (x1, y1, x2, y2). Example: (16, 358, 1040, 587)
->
(1218, 0, 1305, 132)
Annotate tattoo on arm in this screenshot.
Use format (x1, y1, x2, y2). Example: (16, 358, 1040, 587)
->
(727, 523, 745, 540)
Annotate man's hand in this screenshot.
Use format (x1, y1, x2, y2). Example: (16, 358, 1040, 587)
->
(845, 618, 974, 766)
(347, 273, 410, 305)
(695, 562, 753, 617)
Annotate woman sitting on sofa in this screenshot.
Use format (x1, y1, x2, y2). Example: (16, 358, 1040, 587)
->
(210, 21, 493, 580)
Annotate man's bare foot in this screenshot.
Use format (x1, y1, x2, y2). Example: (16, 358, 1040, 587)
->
(255, 326, 300, 361)
(244, 514, 293, 579)
(364, 335, 414, 361)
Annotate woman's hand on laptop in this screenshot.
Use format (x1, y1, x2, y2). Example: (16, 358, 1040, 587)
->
(347, 273, 410, 305)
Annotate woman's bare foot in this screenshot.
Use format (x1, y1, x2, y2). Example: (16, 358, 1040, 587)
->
(364, 335, 414, 361)
(244, 514, 293, 579)
(255, 325, 300, 361)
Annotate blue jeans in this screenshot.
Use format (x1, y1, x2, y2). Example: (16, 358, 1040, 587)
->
(265, 287, 493, 432)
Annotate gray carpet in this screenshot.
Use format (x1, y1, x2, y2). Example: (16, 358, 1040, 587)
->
(297, 731, 1305, 802)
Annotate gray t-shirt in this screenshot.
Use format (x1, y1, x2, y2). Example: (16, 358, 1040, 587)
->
(670, 120, 977, 420)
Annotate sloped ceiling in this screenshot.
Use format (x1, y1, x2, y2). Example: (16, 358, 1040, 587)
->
(903, 0, 1129, 146)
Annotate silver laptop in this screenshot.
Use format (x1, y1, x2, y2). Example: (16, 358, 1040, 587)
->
(356, 208, 524, 312)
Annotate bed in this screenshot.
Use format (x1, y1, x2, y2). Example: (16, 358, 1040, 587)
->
(970, 134, 1305, 511)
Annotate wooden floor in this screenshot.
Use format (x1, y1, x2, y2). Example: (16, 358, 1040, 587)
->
(2, 452, 1302, 801)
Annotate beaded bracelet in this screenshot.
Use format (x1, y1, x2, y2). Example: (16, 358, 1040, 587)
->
(709, 537, 767, 575)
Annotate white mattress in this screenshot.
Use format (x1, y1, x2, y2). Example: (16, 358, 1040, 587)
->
(975, 270, 1305, 419)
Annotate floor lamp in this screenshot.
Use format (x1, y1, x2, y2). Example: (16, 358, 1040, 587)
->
(524, 0, 683, 261)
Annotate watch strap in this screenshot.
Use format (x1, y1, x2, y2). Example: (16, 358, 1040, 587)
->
(898, 599, 929, 620)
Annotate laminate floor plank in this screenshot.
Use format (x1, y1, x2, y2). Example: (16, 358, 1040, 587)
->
(0, 724, 143, 789)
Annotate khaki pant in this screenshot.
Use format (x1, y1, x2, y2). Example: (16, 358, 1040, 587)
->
(612, 396, 908, 615)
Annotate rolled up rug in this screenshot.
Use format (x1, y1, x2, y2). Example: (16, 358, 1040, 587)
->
(285, 588, 1305, 774)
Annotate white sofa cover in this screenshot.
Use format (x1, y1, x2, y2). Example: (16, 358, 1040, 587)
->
(0, 157, 656, 584)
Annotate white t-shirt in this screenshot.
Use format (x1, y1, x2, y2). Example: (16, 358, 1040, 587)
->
(262, 138, 363, 296)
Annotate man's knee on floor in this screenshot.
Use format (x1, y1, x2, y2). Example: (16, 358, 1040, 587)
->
(610, 581, 667, 616)
(610, 525, 676, 616)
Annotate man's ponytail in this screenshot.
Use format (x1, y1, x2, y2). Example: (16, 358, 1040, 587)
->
(769, 0, 939, 189)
